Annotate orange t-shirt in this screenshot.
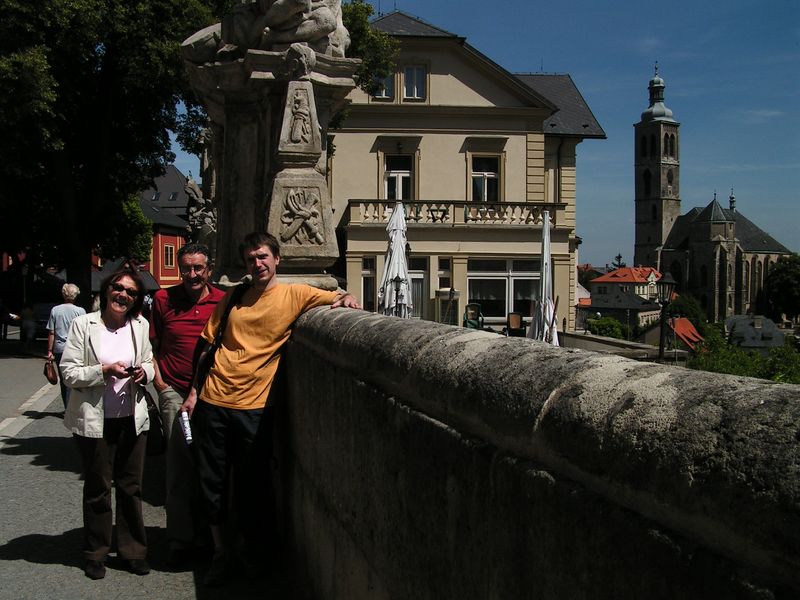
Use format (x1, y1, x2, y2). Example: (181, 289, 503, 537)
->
(200, 283, 338, 410)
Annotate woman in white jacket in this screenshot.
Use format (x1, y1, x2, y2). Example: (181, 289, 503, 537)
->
(61, 270, 155, 580)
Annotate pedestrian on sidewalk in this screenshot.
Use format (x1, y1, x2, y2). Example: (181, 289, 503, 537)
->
(47, 283, 86, 409)
(61, 270, 155, 580)
(181, 231, 361, 587)
(149, 243, 225, 566)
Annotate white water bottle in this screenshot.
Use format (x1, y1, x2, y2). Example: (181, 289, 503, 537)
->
(179, 410, 193, 444)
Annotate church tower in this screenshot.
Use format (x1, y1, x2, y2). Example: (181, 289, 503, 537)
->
(633, 66, 681, 268)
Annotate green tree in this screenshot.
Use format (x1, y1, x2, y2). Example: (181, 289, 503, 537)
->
(763, 253, 800, 322)
(687, 324, 763, 378)
(588, 316, 624, 339)
(668, 293, 707, 335)
(0, 0, 216, 303)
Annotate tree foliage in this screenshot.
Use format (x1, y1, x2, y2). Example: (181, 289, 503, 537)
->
(587, 316, 625, 339)
(0, 0, 217, 297)
(668, 293, 707, 335)
(611, 253, 626, 269)
(763, 253, 800, 321)
(687, 324, 800, 384)
(342, 0, 398, 96)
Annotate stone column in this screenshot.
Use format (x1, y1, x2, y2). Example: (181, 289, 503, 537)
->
(184, 41, 358, 286)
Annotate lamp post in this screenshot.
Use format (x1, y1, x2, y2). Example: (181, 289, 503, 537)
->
(657, 272, 676, 361)
(392, 275, 403, 317)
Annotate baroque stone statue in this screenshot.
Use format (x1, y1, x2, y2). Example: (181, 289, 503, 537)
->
(181, 0, 359, 284)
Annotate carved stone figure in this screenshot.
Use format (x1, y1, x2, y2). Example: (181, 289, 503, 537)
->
(280, 187, 324, 245)
(181, 0, 349, 64)
(290, 89, 312, 143)
(185, 176, 217, 251)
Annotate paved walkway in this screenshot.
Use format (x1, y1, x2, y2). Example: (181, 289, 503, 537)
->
(0, 337, 291, 600)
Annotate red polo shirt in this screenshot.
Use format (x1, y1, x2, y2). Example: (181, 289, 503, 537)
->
(149, 283, 226, 396)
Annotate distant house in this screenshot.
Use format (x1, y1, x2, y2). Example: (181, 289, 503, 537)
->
(725, 315, 784, 356)
(138, 165, 191, 288)
(584, 266, 663, 330)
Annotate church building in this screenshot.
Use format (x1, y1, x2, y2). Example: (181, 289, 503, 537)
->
(633, 69, 792, 323)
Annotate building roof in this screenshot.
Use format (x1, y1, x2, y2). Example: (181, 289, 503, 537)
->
(589, 287, 661, 311)
(139, 165, 191, 229)
(725, 315, 784, 349)
(695, 198, 732, 223)
(371, 11, 460, 38)
(591, 266, 661, 284)
(670, 317, 703, 350)
(663, 199, 792, 254)
(516, 74, 606, 138)
(139, 165, 191, 219)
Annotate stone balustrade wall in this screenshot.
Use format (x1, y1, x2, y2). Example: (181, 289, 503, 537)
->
(278, 308, 800, 599)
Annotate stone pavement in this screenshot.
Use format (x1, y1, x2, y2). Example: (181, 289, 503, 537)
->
(0, 336, 292, 600)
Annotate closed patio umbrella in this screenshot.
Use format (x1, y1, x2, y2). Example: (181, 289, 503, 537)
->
(528, 209, 559, 345)
(378, 202, 413, 318)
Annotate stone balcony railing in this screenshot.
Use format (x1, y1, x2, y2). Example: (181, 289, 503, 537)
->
(348, 200, 566, 227)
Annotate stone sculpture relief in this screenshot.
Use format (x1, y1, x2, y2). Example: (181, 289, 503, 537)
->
(280, 187, 324, 245)
(185, 176, 217, 250)
(289, 89, 312, 143)
(181, 0, 349, 65)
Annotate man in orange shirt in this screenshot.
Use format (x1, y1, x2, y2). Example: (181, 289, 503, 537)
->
(181, 231, 359, 586)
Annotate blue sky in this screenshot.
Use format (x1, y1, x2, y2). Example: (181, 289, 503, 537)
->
(173, 0, 800, 266)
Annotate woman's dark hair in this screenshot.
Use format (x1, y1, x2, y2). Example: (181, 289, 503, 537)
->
(98, 269, 146, 317)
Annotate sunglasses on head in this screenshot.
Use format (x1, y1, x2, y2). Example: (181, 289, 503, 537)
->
(110, 282, 139, 298)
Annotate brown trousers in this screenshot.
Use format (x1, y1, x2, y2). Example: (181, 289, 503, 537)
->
(74, 417, 148, 561)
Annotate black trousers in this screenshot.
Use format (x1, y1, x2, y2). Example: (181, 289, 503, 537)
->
(74, 417, 148, 562)
(192, 400, 275, 555)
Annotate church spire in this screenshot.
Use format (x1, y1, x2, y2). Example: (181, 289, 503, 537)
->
(641, 63, 676, 123)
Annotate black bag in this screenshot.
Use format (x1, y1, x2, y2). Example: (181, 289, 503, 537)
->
(144, 389, 166, 456)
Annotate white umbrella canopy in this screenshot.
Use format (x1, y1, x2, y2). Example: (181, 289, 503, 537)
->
(528, 209, 559, 345)
(378, 202, 413, 318)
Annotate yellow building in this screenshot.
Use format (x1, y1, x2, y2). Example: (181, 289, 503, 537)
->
(331, 12, 605, 329)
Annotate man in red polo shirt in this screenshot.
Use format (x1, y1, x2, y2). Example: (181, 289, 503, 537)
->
(150, 243, 226, 565)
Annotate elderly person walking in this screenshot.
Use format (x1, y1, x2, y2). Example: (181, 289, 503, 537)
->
(47, 283, 86, 409)
(61, 270, 155, 580)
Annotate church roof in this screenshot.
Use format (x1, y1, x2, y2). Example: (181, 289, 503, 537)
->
(516, 74, 606, 138)
(662, 201, 792, 254)
(696, 198, 732, 223)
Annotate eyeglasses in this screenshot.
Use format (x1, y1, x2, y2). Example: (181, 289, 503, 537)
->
(110, 283, 139, 298)
(179, 264, 208, 275)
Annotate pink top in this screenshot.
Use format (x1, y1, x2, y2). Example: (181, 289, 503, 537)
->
(97, 321, 135, 418)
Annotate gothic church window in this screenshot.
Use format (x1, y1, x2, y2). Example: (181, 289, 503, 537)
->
(643, 170, 652, 196)
(664, 133, 669, 156)
(651, 204, 657, 220)
(640, 136, 648, 157)
(649, 134, 656, 157)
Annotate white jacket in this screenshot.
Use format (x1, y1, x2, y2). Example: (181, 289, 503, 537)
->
(61, 311, 155, 438)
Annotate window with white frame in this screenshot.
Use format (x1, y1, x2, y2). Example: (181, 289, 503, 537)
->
(385, 155, 414, 201)
(467, 258, 541, 320)
(373, 74, 394, 100)
(403, 65, 426, 100)
(361, 257, 376, 312)
(471, 155, 500, 202)
(164, 244, 175, 268)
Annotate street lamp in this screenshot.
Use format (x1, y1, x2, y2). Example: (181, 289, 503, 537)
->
(657, 271, 676, 361)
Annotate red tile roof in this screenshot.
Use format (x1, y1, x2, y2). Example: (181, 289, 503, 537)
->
(591, 267, 661, 284)
(670, 317, 704, 350)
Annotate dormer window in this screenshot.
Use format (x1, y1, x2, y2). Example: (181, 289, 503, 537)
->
(151, 192, 161, 201)
(168, 192, 178, 201)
